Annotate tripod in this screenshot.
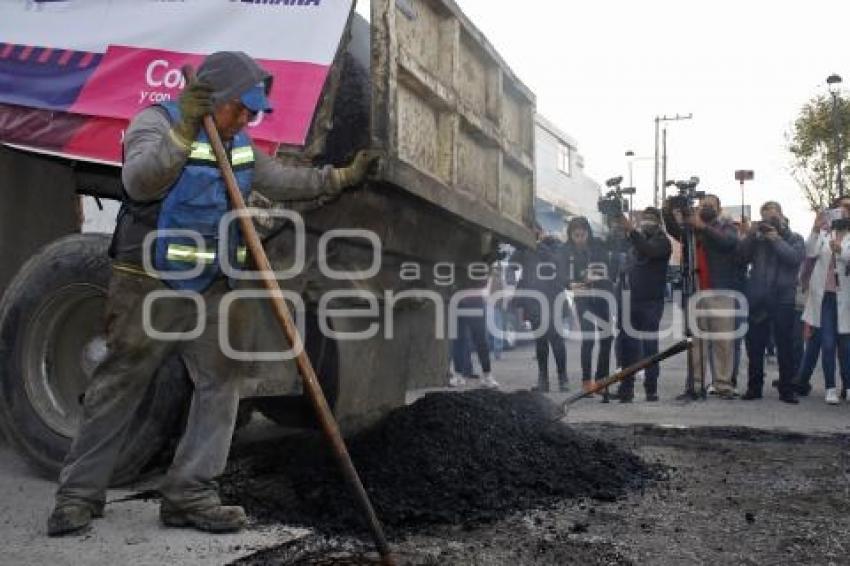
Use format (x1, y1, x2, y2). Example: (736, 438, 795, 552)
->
(679, 221, 706, 399)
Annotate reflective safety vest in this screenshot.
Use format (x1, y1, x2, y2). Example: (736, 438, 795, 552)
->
(153, 102, 254, 292)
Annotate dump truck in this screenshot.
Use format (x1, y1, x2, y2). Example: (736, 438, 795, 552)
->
(0, 0, 535, 483)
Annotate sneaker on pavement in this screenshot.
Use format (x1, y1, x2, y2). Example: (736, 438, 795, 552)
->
(481, 373, 500, 389)
(47, 504, 93, 537)
(826, 388, 840, 405)
(707, 384, 717, 395)
(741, 390, 762, 401)
(160, 502, 247, 533)
(448, 374, 466, 388)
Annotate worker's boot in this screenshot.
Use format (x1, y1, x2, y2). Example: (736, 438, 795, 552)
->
(160, 500, 248, 533)
(47, 503, 94, 537)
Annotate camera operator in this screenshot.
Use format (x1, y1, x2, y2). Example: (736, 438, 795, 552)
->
(663, 193, 741, 399)
(793, 197, 850, 405)
(564, 216, 618, 396)
(513, 226, 570, 392)
(615, 207, 672, 402)
(737, 201, 805, 403)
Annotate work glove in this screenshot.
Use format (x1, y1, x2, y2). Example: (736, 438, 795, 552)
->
(172, 80, 214, 147)
(331, 150, 382, 191)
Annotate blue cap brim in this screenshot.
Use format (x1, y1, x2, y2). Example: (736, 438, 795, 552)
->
(240, 83, 273, 114)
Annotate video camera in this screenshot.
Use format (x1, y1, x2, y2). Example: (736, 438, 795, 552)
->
(825, 207, 850, 231)
(665, 176, 705, 214)
(598, 176, 636, 218)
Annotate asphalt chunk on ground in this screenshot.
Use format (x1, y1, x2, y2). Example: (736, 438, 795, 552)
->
(220, 390, 656, 535)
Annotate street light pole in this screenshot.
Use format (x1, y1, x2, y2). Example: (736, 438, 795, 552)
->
(652, 113, 693, 207)
(653, 118, 659, 208)
(827, 74, 844, 198)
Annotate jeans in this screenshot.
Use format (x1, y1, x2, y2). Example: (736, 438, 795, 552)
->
(745, 303, 797, 395)
(577, 303, 614, 382)
(453, 296, 491, 375)
(487, 306, 505, 360)
(797, 293, 850, 390)
(619, 300, 665, 395)
(535, 325, 567, 385)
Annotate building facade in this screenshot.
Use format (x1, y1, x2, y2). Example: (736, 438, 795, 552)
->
(534, 114, 605, 238)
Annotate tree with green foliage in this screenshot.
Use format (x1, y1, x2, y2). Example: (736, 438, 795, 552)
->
(787, 94, 850, 210)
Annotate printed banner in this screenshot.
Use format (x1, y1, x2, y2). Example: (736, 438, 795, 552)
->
(0, 0, 354, 163)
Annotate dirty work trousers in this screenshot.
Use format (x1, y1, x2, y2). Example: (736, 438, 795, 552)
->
(56, 269, 249, 512)
(689, 293, 736, 395)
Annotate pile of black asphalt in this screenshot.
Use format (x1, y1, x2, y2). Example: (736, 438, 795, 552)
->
(220, 389, 656, 535)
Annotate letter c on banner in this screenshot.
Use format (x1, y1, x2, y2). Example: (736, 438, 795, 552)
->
(146, 59, 168, 87)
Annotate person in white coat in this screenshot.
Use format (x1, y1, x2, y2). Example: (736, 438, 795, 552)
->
(794, 199, 850, 405)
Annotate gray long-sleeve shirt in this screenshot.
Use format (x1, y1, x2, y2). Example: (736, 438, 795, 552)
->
(121, 106, 339, 203)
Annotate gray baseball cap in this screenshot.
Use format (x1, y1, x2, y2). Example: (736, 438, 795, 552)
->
(197, 51, 273, 110)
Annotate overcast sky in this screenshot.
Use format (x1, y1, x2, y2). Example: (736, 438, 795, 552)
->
(360, 1, 850, 233)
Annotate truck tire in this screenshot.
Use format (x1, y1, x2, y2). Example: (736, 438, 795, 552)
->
(0, 233, 191, 484)
(254, 311, 339, 429)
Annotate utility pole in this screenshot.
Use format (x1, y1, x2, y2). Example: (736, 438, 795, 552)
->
(653, 113, 693, 207)
(662, 128, 668, 199)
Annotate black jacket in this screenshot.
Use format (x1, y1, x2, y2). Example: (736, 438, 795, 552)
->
(663, 209, 742, 291)
(513, 237, 569, 319)
(737, 226, 805, 311)
(624, 227, 672, 302)
(563, 238, 617, 319)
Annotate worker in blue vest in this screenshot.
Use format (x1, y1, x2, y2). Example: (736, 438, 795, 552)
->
(47, 51, 378, 536)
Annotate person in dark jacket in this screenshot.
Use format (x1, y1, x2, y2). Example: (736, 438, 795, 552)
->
(563, 216, 617, 395)
(514, 230, 570, 391)
(737, 201, 805, 402)
(664, 194, 741, 399)
(616, 207, 672, 401)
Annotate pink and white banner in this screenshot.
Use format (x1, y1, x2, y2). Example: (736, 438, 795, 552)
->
(0, 0, 355, 163)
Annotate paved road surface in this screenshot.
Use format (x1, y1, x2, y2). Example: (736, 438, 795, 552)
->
(2, 305, 848, 564)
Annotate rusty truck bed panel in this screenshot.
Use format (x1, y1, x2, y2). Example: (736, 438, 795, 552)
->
(370, 0, 536, 248)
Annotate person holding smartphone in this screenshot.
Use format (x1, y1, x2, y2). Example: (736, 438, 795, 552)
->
(793, 197, 850, 405)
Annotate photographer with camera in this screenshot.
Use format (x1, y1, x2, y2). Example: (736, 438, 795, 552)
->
(615, 207, 672, 402)
(792, 197, 850, 405)
(664, 192, 741, 399)
(737, 202, 805, 403)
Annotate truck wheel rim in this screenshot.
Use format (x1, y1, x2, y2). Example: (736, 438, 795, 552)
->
(22, 284, 106, 438)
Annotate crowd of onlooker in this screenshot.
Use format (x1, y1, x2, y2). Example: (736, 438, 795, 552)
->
(448, 193, 850, 406)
